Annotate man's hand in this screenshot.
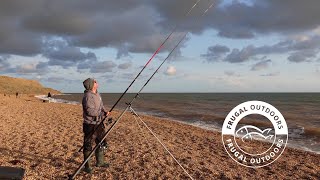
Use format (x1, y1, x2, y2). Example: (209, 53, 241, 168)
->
(103, 111, 111, 116)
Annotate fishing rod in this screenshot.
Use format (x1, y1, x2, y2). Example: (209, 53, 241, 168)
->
(69, 1, 215, 179)
(77, 0, 202, 153)
(69, 32, 188, 180)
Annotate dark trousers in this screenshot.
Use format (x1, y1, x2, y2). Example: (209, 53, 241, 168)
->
(83, 123, 107, 152)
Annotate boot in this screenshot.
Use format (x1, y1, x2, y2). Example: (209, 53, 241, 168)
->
(83, 151, 92, 173)
(95, 148, 109, 167)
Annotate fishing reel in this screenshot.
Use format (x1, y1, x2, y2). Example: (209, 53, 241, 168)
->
(100, 142, 108, 151)
(107, 117, 113, 124)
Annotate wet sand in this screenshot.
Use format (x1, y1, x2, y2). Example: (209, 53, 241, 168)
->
(0, 95, 319, 179)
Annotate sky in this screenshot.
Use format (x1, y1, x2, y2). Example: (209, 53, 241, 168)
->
(1, 0, 320, 93)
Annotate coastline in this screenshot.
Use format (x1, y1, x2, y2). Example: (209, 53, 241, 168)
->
(0, 95, 319, 179)
(37, 94, 320, 155)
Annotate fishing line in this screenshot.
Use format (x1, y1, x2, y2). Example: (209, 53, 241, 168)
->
(129, 106, 194, 180)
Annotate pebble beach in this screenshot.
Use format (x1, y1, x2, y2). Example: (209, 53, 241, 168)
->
(0, 95, 319, 179)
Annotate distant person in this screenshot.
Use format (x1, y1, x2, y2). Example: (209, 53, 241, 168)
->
(47, 92, 52, 103)
(81, 78, 110, 173)
(16, 92, 19, 98)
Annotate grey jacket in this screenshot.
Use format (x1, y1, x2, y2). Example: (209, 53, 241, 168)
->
(82, 90, 106, 124)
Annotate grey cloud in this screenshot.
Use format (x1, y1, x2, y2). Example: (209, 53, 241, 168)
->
(15, 64, 37, 74)
(251, 60, 272, 71)
(5, 61, 49, 75)
(68, 5, 161, 51)
(43, 40, 97, 68)
(224, 46, 255, 63)
(1, 0, 320, 61)
(209, 35, 320, 63)
(253, 41, 291, 55)
(151, 0, 320, 39)
(0, 8, 44, 56)
(0, 0, 163, 58)
(77, 61, 93, 71)
(165, 34, 190, 61)
(0, 55, 10, 71)
(288, 50, 317, 63)
(35, 62, 49, 75)
(36, 62, 49, 70)
(90, 61, 117, 73)
(45, 48, 96, 62)
(118, 62, 132, 70)
(290, 36, 320, 51)
(116, 45, 130, 59)
(126, 32, 189, 55)
(202, 42, 282, 63)
(211, 0, 320, 38)
(217, 28, 255, 39)
(201, 45, 230, 61)
(0, 19, 43, 56)
(23, 14, 92, 36)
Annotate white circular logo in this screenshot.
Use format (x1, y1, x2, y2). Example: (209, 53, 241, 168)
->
(222, 101, 288, 168)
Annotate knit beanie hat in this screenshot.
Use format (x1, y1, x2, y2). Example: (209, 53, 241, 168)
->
(83, 78, 95, 90)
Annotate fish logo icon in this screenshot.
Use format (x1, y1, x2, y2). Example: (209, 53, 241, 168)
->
(222, 101, 288, 168)
(236, 125, 274, 142)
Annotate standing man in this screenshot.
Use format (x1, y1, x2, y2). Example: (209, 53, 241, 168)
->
(82, 78, 110, 173)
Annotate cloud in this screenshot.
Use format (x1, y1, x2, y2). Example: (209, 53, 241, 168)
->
(251, 60, 272, 71)
(43, 40, 97, 69)
(90, 61, 117, 73)
(118, 62, 132, 70)
(224, 46, 256, 63)
(0, 0, 185, 59)
(0, 14, 43, 56)
(205, 34, 320, 63)
(152, 0, 320, 39)
(165, 66, 177, 76)
(35, 62, 49, 75)
(2, 61, 49, 75)
(288, 50, 317, 63)
(1, 0, 320, 59)
(1, 0, 320, 87)
(68, 4, 161, 52)
(15, 64, 37, 74)
(0, 55, 10, 71)
(211, 0, 320, 39)
(201, 45, 230, 62)
(116, 44, 130, 59)
(217, 27, 255, 39)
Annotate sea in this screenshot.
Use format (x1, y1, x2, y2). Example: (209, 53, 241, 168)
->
(42, 93, 320, 154)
